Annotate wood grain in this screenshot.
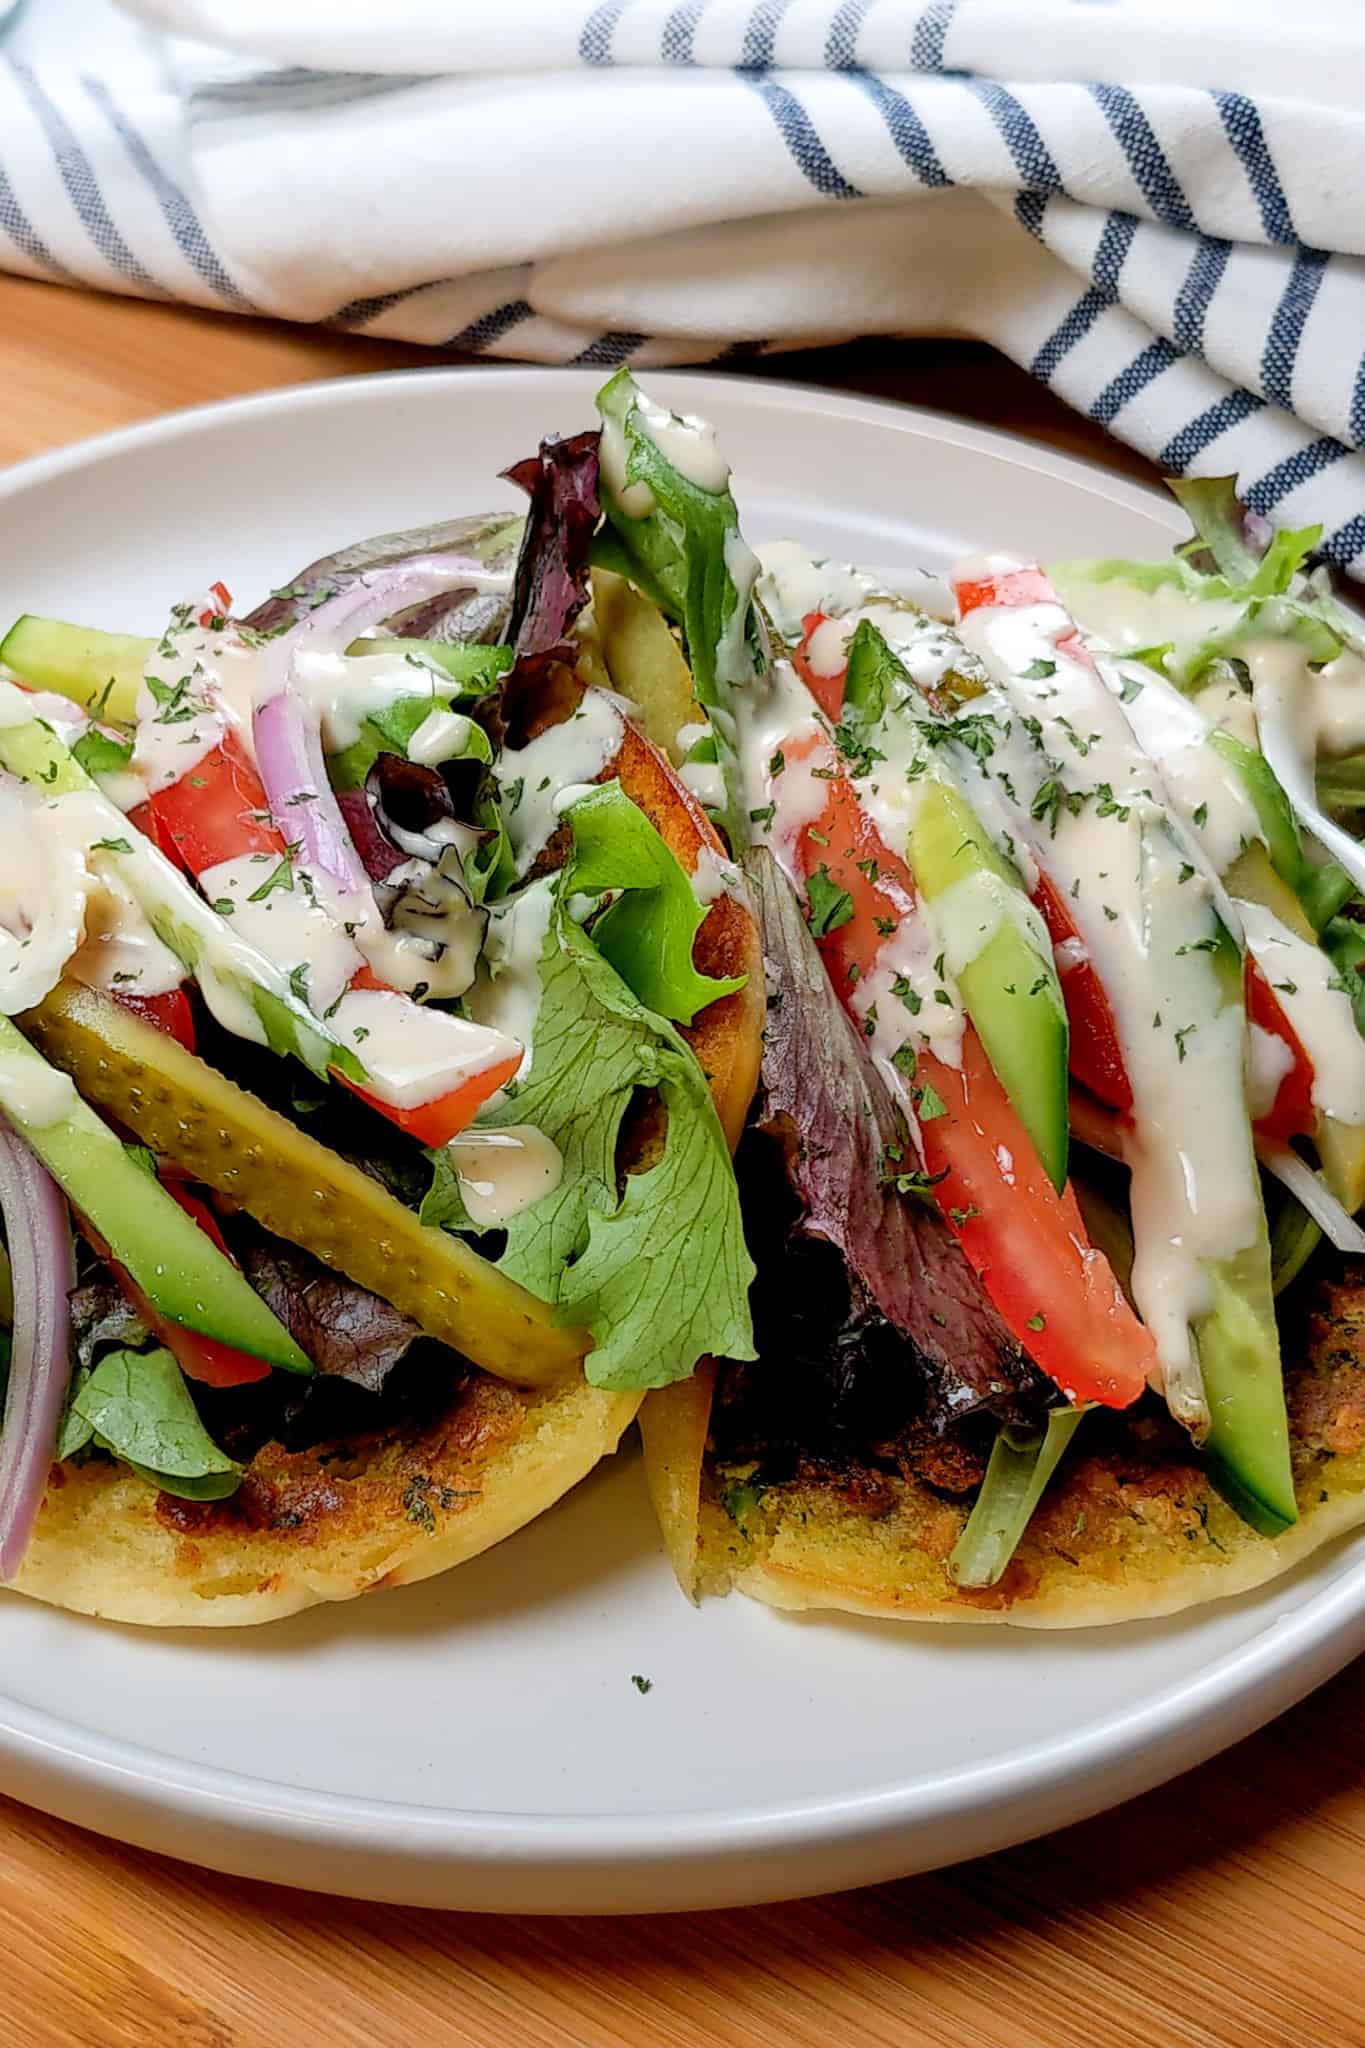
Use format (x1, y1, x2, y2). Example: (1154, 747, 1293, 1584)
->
(0, 271, 1358, 2048)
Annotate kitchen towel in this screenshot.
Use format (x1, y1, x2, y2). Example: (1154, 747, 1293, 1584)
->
(3, 0, 1363, 570)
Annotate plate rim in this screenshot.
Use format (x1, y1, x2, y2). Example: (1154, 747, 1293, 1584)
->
(0, 364, 1355, 1904)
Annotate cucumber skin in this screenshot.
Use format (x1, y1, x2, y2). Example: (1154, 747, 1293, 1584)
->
(908, 778, 1071, 1192)
(0, 1016, 310, 1371)
(0, 616, 151, 723)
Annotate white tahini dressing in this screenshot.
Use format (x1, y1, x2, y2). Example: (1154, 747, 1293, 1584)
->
(495, 688, 623, 876)
(327, 987, 518, 1111)
(1235, 897, 1365, 1128)
(465, 877, 557, 1088)
(445, 1124, 563, 1227)
(953, 572, 1266, 1428)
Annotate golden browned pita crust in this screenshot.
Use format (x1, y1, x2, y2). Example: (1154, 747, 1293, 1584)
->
(647, 1262, 1365, 1628)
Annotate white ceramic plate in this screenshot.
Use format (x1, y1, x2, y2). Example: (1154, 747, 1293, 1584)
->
(1, 367, 1362, 1915)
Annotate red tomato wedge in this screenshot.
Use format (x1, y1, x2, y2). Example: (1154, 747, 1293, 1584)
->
(1030, 870, 1132, 1114)
(777, 728, 1153, 1407)
(109, 985, 197, 1052)
(1245, 960, 1315, 1145)
(147, 731, 287, 870)
(142, 736, 510, 1146)
(156, 1182, 273, 1388)
(791, 611, 848, 721)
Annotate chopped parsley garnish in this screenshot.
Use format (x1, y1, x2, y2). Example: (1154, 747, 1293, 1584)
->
(891, 1042, 917, 1078)
(1174, 1023, 1196, 1062)
(91, 836, 132, 853)
(749, 802, 776, 829)
(805, 866, 855, 937)
(1192, 801, 1209, 828)
(288, 963, 311, 1006)
(1021, 658, 1057, 680)
(209, 898, 235, 917)
(247, 848, 297, 902)
(768, 748, 786, 777)
(914, 1080, 947, 1121)
(1026, 1312, 1046, 1332)
(630, 1674, 654, 1696)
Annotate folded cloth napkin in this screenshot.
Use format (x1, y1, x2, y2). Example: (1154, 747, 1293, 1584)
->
(3, 0, 1364, 572)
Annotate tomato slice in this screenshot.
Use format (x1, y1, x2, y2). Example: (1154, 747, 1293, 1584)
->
(1030, 869, 1132, 1114)
(109, 985, 197, 1052)
(347, 1056, 524, 1146)
(791, 611, 848, 721)
(147, 732, 286, 871)
(779, 728, 1153, 1407)
(151, 1181, 273, 1387)
(1246, 959, 1316, 1145)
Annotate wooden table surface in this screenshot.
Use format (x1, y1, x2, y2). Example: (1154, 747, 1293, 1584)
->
(0, 274, 1359, 2048)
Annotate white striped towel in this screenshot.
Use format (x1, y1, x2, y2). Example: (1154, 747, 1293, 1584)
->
(3, 0, 1364, 573)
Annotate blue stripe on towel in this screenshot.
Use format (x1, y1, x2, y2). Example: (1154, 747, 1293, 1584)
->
(8, 59, 158, 287)
(1089, 82, 1197, 232)
(571, 330, 649, 366)
(824, 0, 874, 69)
(743, 71, 864, 198)
(910, 0, 958, 72)
(1261, 245, 1329, 409)
(968, 80, 1062, 193)
(1090, 337, 1179, 424)
(1172, 237, 1231, 356)
(1213, 91, 1295, 245)
(855, 73, 952, 186)
(661, 0, 705, 62)
(579, 0, 631, 64)
(742, 0, 796, 68)
(448, 298, 535, 349)
(1159, 389, 1265, 471)
(83, 75, 253, 310)
(1244, 435, 1348, 513)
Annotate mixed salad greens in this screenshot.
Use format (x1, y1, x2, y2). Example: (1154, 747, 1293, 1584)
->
(1, 367, 1364, 1605)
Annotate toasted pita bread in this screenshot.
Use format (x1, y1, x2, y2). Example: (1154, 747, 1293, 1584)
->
(12, 700, 763, 1627)
(644, 1258, 1365, 1627)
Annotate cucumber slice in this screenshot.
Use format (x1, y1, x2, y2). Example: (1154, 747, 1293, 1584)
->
(908, 779, 1070, 1191)
(0, 1015, 309, 1371)
(0, 616, 151, 723)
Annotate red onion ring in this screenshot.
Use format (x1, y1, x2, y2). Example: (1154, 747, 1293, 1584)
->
(253, 686, 369, 900)
(0, 1119, 75, 1580)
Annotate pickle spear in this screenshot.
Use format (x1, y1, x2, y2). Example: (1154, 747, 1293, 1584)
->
(20, 980, 587, 1389)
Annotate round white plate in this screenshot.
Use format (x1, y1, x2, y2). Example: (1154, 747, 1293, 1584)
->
(0, 367, 1361, 1915)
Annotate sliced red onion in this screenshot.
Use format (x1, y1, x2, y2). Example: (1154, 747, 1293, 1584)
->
(254, 685, 369, 900)
(0, 1120, 75, 1580)
(1258, 1141, 1365, 1255)
(261, 555, 497, 683)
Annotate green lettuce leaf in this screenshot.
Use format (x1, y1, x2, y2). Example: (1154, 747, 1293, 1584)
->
(424, 889, 754, 1390)
(594, 369, 759, 846)
(561, 780, 745, 1023)
(71, 1345, 241, 1500)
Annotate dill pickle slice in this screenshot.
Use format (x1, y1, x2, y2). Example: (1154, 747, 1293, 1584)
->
(21, 979, 586, 1389)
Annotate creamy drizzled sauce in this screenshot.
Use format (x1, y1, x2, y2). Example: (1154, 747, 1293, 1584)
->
(465, 877, 557, 1088)
(952, 585, 1265, 1426)
(200, 851, 362, 1014)
(600, 389, 731, 518)
(1100, 658, 1261, 876)
(1054, 570, 1246, 676)
(327, 987, 517, 1110)
(1235, 897, 1365, 1127)
(495, 689, 623, 877)
(445, 1124, 563, 1226)
(0, 1054, 79, 1129)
